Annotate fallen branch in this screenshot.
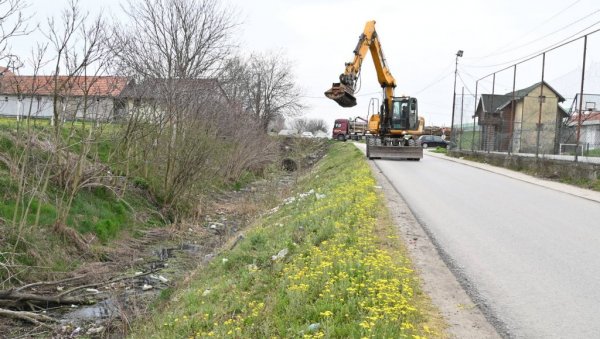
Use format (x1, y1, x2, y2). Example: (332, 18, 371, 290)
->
(0, 289, 94, 306)
(0, 307, 57, 329)
(57, 268, 161, 298)
(16, 275, 86, 292)
(0, 269, 161, 310)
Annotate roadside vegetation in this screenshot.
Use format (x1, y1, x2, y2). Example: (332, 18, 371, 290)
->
(430, 147, 448, 154)
(0, 0, 433, 336)
(0, 0, 301, 289)
(132, 142, 443, 338)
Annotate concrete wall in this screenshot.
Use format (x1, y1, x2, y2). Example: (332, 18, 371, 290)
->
(450, 149, 600, 181)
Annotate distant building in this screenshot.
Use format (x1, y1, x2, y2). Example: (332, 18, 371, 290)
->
(567, 111, 600, 151)
(475, 81, 568, 153)
(0, 68, 131, 122)
(119, 78, 231, 136)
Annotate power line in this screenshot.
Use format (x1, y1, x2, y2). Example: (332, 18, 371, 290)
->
(457, 72, 474, 96)
(483, 9, 599, 61)
(466, 0, 583, 61)
(467, 20, 600, 70)
(413, 70, 454, 95)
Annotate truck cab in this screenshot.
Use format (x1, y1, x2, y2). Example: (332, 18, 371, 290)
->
(332, 119, 349, 141)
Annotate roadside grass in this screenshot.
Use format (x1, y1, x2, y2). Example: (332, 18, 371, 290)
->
(430, 147, 447, 154)
(0, 118, 163, 283)
(454, 131, 480, 151)
(131, 142, 443, 338)
(584, 148, 600, 157)
(0, 119, 157, 239)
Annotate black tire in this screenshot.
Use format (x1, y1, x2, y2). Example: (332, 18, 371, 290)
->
(366, 137, 373, 159)
(337, 134, 346, 142)
(422, 143, 428, 149)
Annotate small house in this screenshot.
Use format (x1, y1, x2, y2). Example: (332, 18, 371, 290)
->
(568, 111, 600, 150)
(475, 81, 568, 153)
(0, 68, 131, 122)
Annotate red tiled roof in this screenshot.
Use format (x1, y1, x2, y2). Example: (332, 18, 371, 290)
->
(568, 112, 600, 125)
(0, 74, 129, 97)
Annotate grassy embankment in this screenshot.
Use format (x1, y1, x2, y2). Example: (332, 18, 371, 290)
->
(133, 142, 444, 338)
(0, 117, 163, 282)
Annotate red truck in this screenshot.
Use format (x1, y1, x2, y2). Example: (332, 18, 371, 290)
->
(332, 117, 368, 141)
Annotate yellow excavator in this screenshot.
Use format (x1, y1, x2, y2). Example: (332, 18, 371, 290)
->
(325, 20, 424, 160)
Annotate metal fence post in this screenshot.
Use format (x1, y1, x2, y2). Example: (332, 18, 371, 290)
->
(508, 65, 517, 155)
(536, 53, 546, 159)
(575, 35, 588, 163)
(459, 86, 464, 150)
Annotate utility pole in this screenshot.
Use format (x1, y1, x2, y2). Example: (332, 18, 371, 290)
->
(450, 50, 463, 146)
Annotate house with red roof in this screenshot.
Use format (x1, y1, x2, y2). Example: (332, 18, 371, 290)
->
(568, 110, 600, 151)
(0, 68, 132, 122)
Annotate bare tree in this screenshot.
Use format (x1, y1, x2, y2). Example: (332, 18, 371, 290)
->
(114, 0, 237, 79)
(243, 52, 305, 131)
(218, 55, 249, 105)
(111, 0, 246, 214)
(41, 0, 118, 248)
(290, 118, 308, 133)
(44, 0, 110, 133)
(0, 0, 29, 62)
(306, 118, 328, 134)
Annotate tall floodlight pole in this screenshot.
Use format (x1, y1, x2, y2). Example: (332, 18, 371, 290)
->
(450, 50, 463, 146)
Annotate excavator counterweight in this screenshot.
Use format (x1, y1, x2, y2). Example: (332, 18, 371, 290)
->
(324, 82, 357, 108)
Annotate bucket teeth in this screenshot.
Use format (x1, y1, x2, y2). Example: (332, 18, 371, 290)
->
(324, 83, 357, 108)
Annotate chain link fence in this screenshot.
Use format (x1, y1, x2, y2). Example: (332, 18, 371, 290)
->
(451, 28, 600, 163)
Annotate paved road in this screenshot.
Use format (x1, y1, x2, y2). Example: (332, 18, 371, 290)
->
(374, 152, 600, 338)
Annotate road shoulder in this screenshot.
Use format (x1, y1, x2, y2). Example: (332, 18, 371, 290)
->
(352, 142, 500, 338)
(368, 162, 500, 338)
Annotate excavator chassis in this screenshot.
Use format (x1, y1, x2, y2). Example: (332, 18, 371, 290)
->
(324, 82, 357, 108)
(365, 136, 423, 160)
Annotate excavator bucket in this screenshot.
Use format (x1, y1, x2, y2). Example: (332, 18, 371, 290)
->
(324, 83, 357, 108)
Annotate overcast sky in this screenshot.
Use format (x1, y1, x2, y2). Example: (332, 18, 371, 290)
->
(9, 0, 600, 128)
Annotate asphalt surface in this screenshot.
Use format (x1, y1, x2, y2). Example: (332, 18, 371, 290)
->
(373, 151, 600, 338)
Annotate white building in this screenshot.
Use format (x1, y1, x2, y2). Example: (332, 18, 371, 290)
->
(0, 68, 131, 122)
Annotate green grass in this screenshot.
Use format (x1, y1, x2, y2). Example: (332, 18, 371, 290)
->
(583, 148, 600, 157)
(455, 130, 481, 151)
(130, 143, 442, 338)
(0, 118, 165, 284)
(68, 187, 131, 242)
(431, 146, 448, 154)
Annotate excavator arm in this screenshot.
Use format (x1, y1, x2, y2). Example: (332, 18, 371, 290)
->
(325, 20, 395, 109)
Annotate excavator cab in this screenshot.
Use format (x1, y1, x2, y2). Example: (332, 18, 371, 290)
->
(391, 97, 418, 131)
